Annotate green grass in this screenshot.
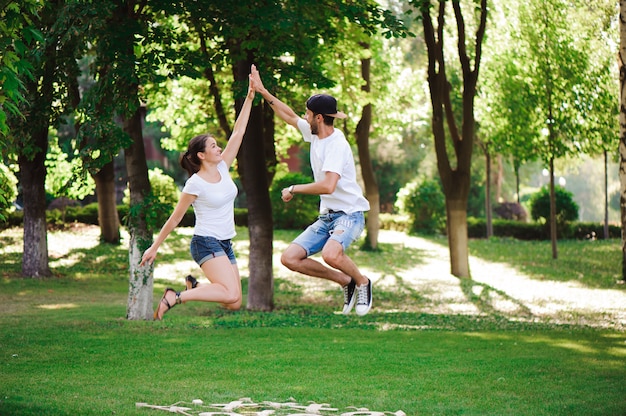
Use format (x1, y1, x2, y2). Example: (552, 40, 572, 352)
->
(465, 236, 623, 289)
(0, 226, 625, 415)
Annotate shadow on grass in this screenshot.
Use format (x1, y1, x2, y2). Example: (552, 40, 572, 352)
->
(458, 278, 534, 321)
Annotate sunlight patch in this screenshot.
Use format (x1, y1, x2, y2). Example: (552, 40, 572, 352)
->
(37, 303, 78, 310)
(136, 397, 406, 415)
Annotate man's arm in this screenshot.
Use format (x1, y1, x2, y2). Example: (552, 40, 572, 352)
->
(281, 171, 340, 202)
(250, 64, 300, 127)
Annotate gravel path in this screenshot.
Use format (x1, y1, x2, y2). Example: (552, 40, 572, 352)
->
(373, 230, 626, 330)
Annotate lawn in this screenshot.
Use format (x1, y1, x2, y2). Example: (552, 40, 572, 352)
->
(0, 225, 625, 415)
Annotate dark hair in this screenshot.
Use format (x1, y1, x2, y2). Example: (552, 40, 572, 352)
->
(317, 113, 335, 126)
(180, 134, 212, 176)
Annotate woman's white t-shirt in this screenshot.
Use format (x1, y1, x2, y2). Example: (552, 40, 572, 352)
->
(297, 118, 370, 214)
(182, 160, 238, 240)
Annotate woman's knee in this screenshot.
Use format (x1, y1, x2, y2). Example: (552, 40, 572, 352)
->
(222, 300, 241, 310)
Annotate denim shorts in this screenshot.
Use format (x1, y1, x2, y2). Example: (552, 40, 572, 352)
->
(293, 210, 365, 256)
(190, 235, 237, 266)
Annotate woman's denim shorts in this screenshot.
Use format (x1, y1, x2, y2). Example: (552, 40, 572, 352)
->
(293, 210, 365, 256)
(190, 235, 237, 266)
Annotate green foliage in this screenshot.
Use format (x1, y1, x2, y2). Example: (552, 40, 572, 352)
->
(270, 172, 319, 230)
(529, 186, 579, 223)
(123, 167, 180, 228)
(45, 136, 95, 201)
(0, 0, 42, 138)
(396, 178, 446, 234)
(0, 163, 18, 221)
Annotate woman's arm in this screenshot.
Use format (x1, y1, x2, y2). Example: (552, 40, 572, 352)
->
(222, 70, 256, 167)
(140, 192, 196, 266)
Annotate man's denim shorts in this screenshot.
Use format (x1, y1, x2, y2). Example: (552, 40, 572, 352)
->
(190, 235, 237, 266)
(293, 210, 365, 256)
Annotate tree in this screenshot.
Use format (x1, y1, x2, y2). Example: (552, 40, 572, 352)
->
(412, 0, 487, 278)
(479, 0, 607, 259)
(619, 0, 626, 282)
(8, 0, 73, 277)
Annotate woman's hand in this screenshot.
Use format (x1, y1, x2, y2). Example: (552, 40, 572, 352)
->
(140, 245, 158, 267)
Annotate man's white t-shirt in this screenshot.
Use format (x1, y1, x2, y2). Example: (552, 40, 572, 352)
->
(297, 118, 370, 214)
(182, 160, 238, 240)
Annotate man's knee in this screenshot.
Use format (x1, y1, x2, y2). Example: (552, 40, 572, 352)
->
(281, 251, 297, 270)
(321, 240, 344, 268)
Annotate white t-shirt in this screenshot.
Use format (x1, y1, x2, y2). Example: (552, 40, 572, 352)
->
(297, 118, 370, 214)
(182, 160, 238, 240)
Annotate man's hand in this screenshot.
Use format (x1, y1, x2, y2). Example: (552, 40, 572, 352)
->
(250, 64, 265, 93)
(281, 187, 294, 203)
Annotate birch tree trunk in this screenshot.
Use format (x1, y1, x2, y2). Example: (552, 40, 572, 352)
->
(124, 107, 154, 320)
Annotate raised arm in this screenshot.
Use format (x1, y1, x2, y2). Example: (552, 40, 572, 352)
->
(250, 64, 300, 128)
(221, 69, 256, 167)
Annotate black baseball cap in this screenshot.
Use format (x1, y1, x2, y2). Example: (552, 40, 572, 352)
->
(306, 94, 347, 119)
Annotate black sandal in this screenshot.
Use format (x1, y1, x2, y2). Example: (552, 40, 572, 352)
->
(153, 287, 181, 320)
(185, 275, 198, 290)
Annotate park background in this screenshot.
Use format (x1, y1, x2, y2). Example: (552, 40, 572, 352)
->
(1, 0, 625, 414)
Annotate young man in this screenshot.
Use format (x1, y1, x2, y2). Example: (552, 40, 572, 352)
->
(250, 65, 372, 316)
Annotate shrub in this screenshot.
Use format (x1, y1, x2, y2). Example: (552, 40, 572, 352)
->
(396, 178, 446, 235)
(529, 185, 579, 223)
(270, 172, 319, 230)
(494, 202, 527, 221)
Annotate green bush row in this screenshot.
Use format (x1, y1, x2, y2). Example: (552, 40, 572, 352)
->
(1, 203, 250, 230)
(467, 217, 620, 240)
(2, 203, 618, 241)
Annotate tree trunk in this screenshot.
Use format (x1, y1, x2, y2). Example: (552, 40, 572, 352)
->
(484, 148, 493, 238)
(494, 154, 503, 203)
(549, 156, 558, 259)
(123, 107, 154, 320)
(447, 198, 470, 277)
(620, 0, 626, 281)
(19, 138, 51, 277)
(356, 47, 379, 250)
(94, 160, 121, 244)
(514, 161, 521, 205)
(234, 59, 274, 311)
(604, 149, 609, 240)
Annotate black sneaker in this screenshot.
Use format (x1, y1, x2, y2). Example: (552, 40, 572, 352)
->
(355, 277, 372, 316)
(185, 275, 198, 290)
(342, 278, 357, 315)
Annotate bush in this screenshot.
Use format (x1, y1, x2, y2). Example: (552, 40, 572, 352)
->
(396, 178, 446, 235)
(494, 202, 527, 221)
(0, 163, 18, 222)
(270, 172, 319, 230)
(468, 217, 546, 240)
(529, 186, 579, 223)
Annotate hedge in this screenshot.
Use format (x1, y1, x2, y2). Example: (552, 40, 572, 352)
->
(1, 206, 619, 241)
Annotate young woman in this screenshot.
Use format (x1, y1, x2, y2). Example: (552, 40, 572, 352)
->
(140, 67, 256, 320)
